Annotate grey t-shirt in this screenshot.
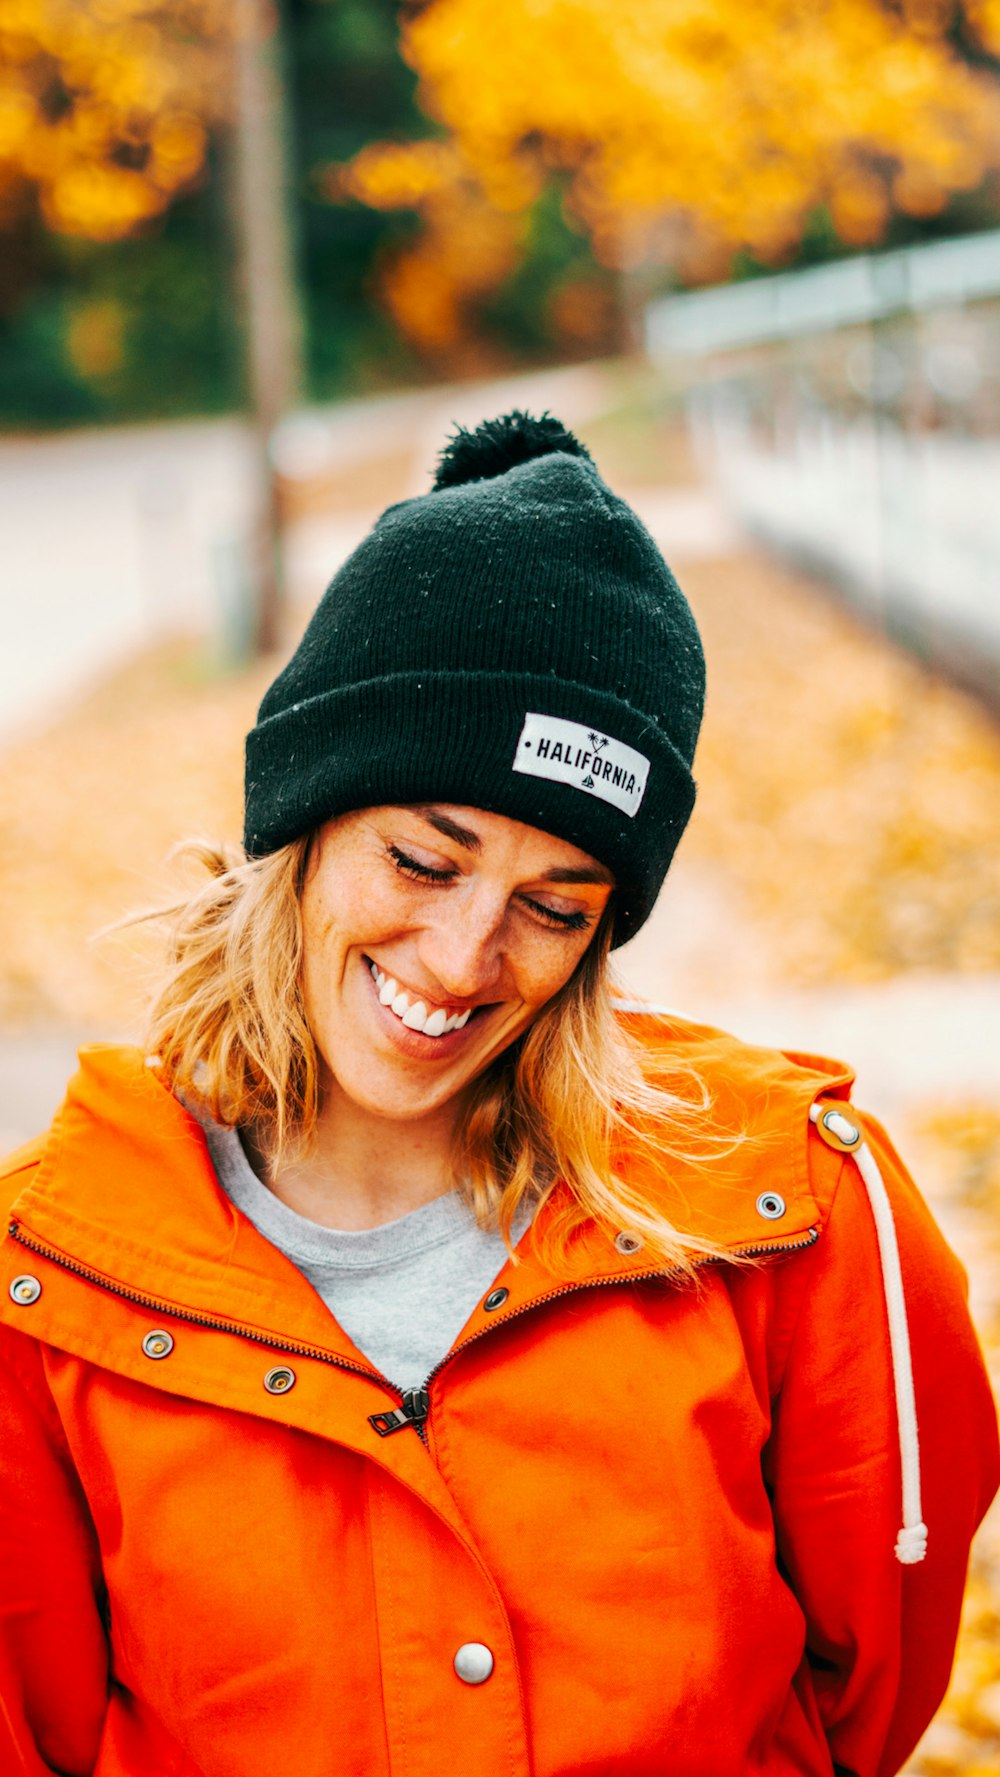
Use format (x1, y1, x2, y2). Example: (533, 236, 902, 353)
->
(198, 1115, 525, 1390)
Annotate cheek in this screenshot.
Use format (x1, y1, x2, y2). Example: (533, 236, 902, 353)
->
(298, 882, 351, 1024)
(299, 869, 410, 995)
(513, 933, 592, 1011)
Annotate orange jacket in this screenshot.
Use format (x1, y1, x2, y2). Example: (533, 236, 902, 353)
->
(0, 1019, 996, 1777)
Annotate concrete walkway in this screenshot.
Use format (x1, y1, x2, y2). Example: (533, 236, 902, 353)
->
(2, 362, 685, 742)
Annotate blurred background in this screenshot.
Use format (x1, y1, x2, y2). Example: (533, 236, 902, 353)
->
(1, 4, 1000, 1766)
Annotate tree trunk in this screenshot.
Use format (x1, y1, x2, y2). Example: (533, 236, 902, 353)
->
(231, 0, 303, 655)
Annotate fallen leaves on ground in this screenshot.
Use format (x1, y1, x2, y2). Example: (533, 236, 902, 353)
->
(904, 1103, 1000, 1776)
(0, 422, 998, 1774)
(2, 453, 1000, 1031)
(0, 642, 274, 1030)
(682, 548, 1000, 985)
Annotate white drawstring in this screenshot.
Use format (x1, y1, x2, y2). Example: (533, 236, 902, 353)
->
(809, 1103, 928, 1565)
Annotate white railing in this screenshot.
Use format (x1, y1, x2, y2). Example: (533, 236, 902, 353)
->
(646, 233, 1000, 709)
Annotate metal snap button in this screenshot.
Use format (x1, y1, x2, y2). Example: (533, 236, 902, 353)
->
(454, 1642, 494, 1685)
(614, 1230, 644, 1255)
(263, 1366, 296, 1395)
(9, 1274, 41, 1306)
(483, 1287, 509, 1312)
(756, 1192, 786, 1221)
(141, 1329, 174, 1360)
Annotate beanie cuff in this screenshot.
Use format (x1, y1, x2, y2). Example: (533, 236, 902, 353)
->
(244, 670, 695, 945)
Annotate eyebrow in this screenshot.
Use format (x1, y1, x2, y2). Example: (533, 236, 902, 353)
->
(412, 807, 614, 887)
(414, 807, 483, 853)
(540, 864, 614, 887)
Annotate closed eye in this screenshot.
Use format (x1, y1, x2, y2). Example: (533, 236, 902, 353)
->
(388, 844, 454, 883)
(520, 897, 592, 931)
(390, 844, 594, 931)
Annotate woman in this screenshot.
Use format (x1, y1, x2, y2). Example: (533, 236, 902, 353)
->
(0, 411, 996, 1777)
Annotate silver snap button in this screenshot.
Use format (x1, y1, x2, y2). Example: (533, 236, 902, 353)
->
(141, 1329, 174, 1360)
(821, 1109, 861, 1148)
(263, 1366, 296, 1395)
(614, 1230, 643, 1256)
(454, 1642, 494, 1685)
(483, 1287, 508, 1312)
(9, 1274, 41, 1306)
(756, 1192, 786, 1221)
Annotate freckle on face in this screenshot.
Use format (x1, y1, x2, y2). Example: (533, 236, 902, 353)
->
(295, 806, 612, 1127)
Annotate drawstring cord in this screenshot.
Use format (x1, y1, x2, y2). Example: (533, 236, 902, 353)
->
(810, 1103, 928, 1564)
(609, 1020, 927, 1564)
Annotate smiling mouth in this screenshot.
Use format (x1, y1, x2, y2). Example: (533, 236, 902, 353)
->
(367, 959, 480, 1039)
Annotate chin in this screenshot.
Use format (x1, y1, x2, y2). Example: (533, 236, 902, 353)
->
(327, 1040, 507, 1124)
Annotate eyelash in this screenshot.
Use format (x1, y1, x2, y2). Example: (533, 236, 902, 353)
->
(388, 844, 451, 883)
(387, 845, 592, 932)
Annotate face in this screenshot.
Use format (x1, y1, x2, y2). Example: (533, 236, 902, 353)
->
(298, 803, 614, 1127)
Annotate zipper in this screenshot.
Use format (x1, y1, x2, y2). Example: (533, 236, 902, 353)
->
(370, 1227, 821, 1436)
(7, 1219, 399, 1397)
(9, 1219, 819, 1445)
(421, 1229, 821, 1389)
(369, 1389, 431, 1439)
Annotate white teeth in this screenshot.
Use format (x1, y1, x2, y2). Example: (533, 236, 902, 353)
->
(369, 960, 473, 1037)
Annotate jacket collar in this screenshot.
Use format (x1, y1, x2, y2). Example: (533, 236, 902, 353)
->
(5, 1024, 855, 1332)
(0, 1032, 857, 1545)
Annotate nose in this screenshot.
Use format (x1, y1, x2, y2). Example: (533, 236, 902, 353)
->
(418, 886, 507, 1002)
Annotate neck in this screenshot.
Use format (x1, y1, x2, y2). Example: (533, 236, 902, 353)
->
(249, 1078, 461, 1231)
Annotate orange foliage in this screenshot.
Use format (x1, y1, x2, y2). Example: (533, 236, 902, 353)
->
(376, 182, 525, 363)
(336, 0, 1000, 347)
(965, 0, 1000, 53)
(0, 0, 235, 240)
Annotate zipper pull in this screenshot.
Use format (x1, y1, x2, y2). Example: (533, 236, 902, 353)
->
(368, 1387, 430, 1438)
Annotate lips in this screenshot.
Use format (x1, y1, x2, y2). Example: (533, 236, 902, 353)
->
(367, 960, 474, 1039)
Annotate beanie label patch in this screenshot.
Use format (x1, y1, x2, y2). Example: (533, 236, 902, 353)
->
(512, 713, 649, 818)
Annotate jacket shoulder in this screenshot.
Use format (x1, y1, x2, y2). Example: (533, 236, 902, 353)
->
(611, 1002, 859, 1248)
(613, 1001, 856, 1112)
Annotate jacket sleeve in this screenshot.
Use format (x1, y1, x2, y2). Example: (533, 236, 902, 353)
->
(765, 1111, 1000, 1777)
(0, 1321, 109, 1774)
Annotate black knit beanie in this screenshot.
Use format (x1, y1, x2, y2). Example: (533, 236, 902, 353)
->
(244, 411, 705, 945)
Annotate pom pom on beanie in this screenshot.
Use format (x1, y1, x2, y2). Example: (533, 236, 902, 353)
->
(244, 410, 705, 945)
(432, 409, 595, 491)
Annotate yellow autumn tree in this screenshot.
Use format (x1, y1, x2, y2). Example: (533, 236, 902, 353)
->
(333, 0, 1000, 354)
(0, 0, 236, 243)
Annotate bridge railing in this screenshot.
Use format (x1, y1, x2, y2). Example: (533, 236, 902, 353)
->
(645, 231, 1000, 711)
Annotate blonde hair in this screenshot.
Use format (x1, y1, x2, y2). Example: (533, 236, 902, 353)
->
(146, 838, 735, 1276)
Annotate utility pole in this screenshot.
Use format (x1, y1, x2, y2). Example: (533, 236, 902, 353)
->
(231, 0, 303, 654)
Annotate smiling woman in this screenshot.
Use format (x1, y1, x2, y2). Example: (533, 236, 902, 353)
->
(0, 411, 997, 1777)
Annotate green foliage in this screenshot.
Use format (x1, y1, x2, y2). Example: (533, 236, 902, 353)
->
(290, 0, 428, 397)
(479, 181, 612, 360)
(4, 0, 999, 430)
(0, 0, 427, 427)
(0, 294, 97, 428)
(0, 174, 241, 430)
(730, 176, 1000, 286)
